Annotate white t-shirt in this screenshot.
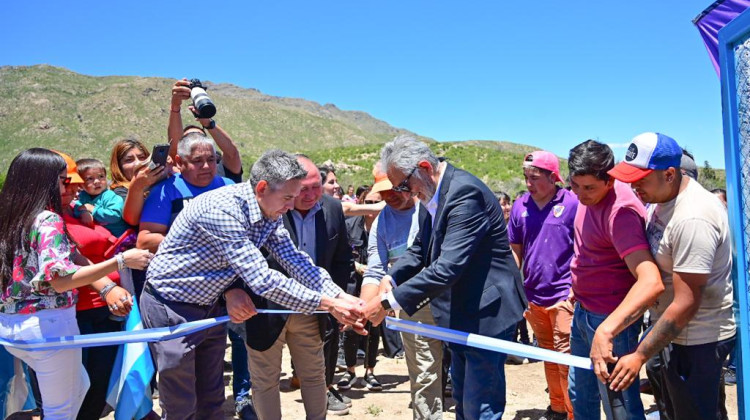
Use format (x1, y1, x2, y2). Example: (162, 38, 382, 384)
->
(646, 178, 736, 346)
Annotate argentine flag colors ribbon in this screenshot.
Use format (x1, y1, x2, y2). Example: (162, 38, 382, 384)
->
(385, 316, 594, 370)
(0, 311, 592, 370)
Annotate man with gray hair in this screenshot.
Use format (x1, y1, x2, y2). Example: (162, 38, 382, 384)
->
(362, 135, 527, 419)
(141, 149, 366, 419)
(137, 131, 234, 253)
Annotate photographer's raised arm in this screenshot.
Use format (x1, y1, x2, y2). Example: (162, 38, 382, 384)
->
(198, 121, 242, 174)
(168, 78, 191, 158)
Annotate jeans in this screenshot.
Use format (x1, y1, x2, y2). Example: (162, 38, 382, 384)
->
(449, 323, 515, 420)
(569, 304, 644, 420)
(228, 322, 251, 401)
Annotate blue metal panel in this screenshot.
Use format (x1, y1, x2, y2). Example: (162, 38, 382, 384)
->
(719, 8, 750, 420)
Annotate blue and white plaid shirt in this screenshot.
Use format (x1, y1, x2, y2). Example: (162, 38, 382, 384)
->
(145, 182, 343, 313)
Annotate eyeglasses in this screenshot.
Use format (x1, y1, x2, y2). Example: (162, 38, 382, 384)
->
(59, 175, 72, 185)
(364, 200, 382, 204)
(392, 167, 417, 193)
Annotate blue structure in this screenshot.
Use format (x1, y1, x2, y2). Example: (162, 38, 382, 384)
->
(719, 8, 750, 419)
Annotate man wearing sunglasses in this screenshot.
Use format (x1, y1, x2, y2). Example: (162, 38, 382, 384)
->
(363, 135, 527, 420)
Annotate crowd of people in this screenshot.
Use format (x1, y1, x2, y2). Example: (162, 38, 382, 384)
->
(0, 79, 738, 420)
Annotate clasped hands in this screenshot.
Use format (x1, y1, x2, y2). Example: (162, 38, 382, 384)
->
(325, 275, 396, 335)
(590, 328, 647, 393)
(223, 275, 396, 336)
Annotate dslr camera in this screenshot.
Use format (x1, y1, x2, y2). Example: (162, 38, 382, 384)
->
(188, 79, 217, 119)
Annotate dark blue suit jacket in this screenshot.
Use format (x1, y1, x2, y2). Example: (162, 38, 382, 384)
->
(389, 163, 527, 338)
(244, 194, 354, 351)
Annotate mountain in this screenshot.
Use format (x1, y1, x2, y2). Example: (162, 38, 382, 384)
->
(0, 64, 425, 168)
(0, 65, 724, 194)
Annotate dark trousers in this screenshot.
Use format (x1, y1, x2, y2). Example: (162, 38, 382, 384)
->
(380, 322, 404, 358)
(141, 290, 227, 420)
(343, 322, 380, 368)
(227, 322, 252, 401)
(323, 315, 339, 386)
(646, 336, 735, 420)
(76, 306, 122, 420)
(449, 324, 515, 420)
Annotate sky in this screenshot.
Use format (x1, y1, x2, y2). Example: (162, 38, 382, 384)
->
(4, 1, 727, 167)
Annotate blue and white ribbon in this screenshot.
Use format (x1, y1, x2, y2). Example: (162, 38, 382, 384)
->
(0, 309, 324, 352)
(385, 316, 593, 370)
(0, 311, 593, 370)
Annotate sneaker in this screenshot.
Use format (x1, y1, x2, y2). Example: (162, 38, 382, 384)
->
(235, 396, 259, 420)
(338, 371, 356, 390)
(364, 372, 383, 391)
(327, 390, 350, 415)
(329, 387, 352, 407)
(645, 411, 661, 420)
(289, 374, 300, 390)
(538, 407, 567, 420)
(726, 369, 737, 385)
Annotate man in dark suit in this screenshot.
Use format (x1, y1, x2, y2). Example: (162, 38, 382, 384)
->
(363, 135, 528, 420)
(226, 155, 356, 419)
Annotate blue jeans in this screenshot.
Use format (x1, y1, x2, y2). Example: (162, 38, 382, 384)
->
(569, 304, 644, 420)
(228, 323, 251, 401)
(449, 324, 515, 420)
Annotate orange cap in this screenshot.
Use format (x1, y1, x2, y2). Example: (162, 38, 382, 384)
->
(371, 173, 393, 194)
(52, 150, 84, 184)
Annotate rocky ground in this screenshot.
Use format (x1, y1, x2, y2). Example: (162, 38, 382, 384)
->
(123, 341, 738, 420)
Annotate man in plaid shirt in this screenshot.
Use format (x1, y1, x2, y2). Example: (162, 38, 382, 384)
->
(141, 149, 365, 420)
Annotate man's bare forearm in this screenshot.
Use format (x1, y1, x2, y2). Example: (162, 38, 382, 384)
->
(635, 317, 682, 360)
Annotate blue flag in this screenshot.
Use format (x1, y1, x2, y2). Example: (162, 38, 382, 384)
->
(105, 298, 155, 420)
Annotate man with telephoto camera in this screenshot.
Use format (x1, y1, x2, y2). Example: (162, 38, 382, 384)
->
(168, 78, 244, 183)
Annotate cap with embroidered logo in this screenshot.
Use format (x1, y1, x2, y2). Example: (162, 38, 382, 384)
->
(608, 132, 682, 183)
(523, 151, 563, 183)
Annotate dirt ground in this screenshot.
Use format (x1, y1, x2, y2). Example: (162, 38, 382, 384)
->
(126, 337, 739, 420)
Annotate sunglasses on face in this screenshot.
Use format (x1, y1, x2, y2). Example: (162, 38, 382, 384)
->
(364, 200, 381, 204)
(59, 175, 72, 185)
(392, 166, 417, 193)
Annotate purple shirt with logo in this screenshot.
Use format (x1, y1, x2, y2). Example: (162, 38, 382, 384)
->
(508, 187, 578, 307)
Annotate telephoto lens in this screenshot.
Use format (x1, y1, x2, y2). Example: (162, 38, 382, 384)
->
(188, 78, 217, 118)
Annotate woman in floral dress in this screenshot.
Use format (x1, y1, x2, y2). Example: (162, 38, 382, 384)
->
(0, 148, 152, 420)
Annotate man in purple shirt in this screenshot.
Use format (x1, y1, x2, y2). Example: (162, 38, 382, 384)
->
(509, 150, 578, 420)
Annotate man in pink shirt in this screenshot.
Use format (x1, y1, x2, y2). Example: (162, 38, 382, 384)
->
(566, 140, 663, 419)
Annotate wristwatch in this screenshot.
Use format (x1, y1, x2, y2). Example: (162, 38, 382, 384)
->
(380, 293, 392, 310)
(203, 119, 216, 130)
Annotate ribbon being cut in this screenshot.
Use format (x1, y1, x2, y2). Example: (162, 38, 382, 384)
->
(0, 310, 593, 370)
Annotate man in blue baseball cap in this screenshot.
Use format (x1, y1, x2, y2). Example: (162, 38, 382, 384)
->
(607, 132, 736, 420)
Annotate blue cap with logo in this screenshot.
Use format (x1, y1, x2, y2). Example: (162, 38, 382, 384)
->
(608, 132, 682, 183)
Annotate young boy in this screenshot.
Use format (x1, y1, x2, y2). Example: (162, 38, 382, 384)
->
(73, 158, 128, 237)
